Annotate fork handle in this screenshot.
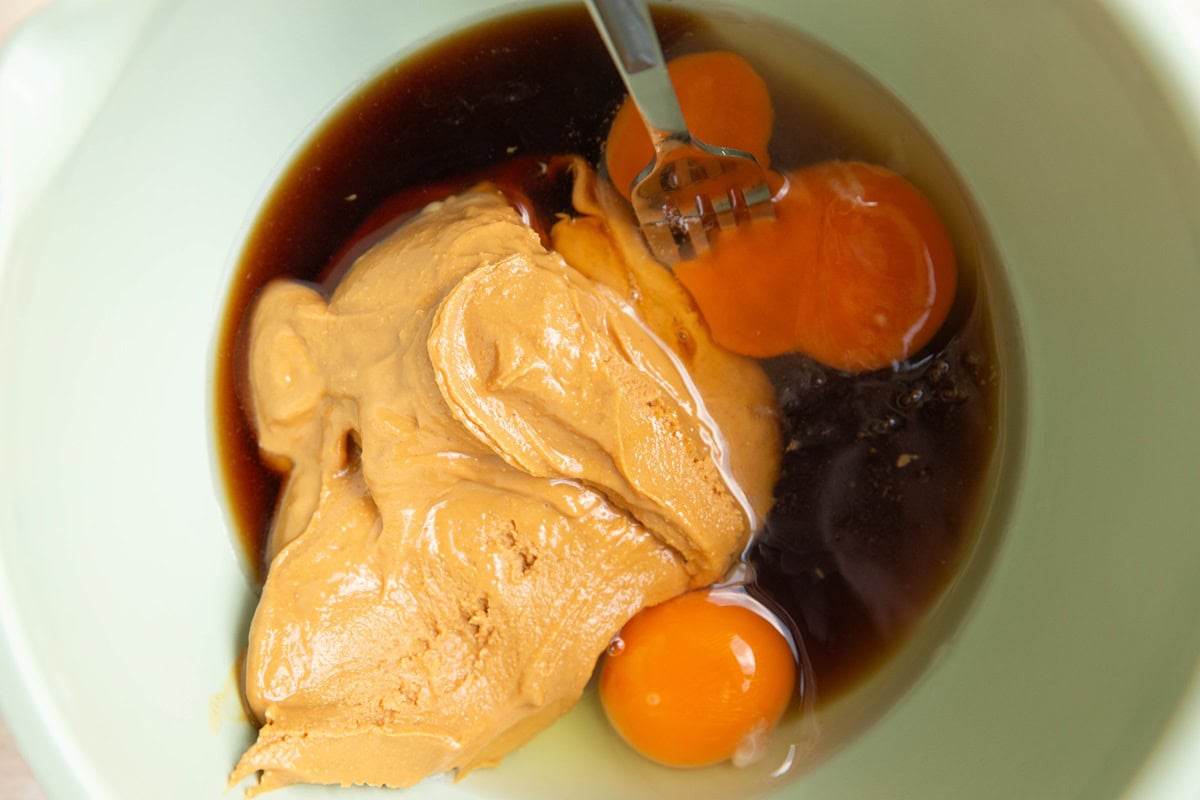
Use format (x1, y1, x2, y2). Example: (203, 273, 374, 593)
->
(585, 0, 689, 145)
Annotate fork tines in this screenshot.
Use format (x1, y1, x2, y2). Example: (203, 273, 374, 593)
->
(637, 159, 775, 264)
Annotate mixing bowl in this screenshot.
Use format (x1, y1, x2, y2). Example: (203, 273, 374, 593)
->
(0, 1, 1198, 798)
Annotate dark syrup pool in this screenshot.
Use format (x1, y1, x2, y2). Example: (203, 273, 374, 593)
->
(215, 1, 1004, 781)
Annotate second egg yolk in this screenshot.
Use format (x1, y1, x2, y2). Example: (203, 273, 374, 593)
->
(604, 51, 774, 200)
(673, 161, 957, 370)
(599, 590, 796, 768)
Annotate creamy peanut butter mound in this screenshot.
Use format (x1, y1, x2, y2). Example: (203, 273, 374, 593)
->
(231, 165, 780, 795)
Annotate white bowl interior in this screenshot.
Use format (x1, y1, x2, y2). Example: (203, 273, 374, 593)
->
(1, 1, 1198, 798)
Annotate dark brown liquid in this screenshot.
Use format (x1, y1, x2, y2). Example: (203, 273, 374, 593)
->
(215, 4, 998, 709)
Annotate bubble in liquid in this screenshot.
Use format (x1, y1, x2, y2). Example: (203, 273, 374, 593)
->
(938, 385, 964, 403)
(606, 636, 626, 657)
(896, 386, 926, 409)
(927, 358, 951, 383)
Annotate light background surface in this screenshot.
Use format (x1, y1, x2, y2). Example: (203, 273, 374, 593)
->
(0, 2, 1197, 799)
(0, 5, 53, 800)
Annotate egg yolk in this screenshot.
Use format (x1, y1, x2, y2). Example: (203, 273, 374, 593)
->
(599, 590, 796, 768)
(603, 49, 957, 371)
(604, 50, 774, 200)
(673, 160, 957, 369)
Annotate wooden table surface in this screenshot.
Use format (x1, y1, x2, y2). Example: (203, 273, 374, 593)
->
(2, 2, 58, 796)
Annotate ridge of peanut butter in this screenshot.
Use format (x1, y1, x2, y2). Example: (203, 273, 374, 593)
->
(231, 166, 780, 794)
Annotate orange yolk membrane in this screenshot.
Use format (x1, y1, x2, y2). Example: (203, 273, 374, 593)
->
(599, 589, 796, 768)
(674, 160, 957, 369)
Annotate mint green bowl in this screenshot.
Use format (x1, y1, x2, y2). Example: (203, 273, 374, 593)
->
(0, 1, 1197, 798)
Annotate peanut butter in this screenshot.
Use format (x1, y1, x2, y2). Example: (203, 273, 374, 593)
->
(231, 167, 779, 794)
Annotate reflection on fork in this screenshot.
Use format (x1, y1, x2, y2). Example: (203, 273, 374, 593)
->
(632, 139, 776, 263)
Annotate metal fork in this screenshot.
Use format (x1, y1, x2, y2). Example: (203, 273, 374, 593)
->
(586, 0, 775, 265)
